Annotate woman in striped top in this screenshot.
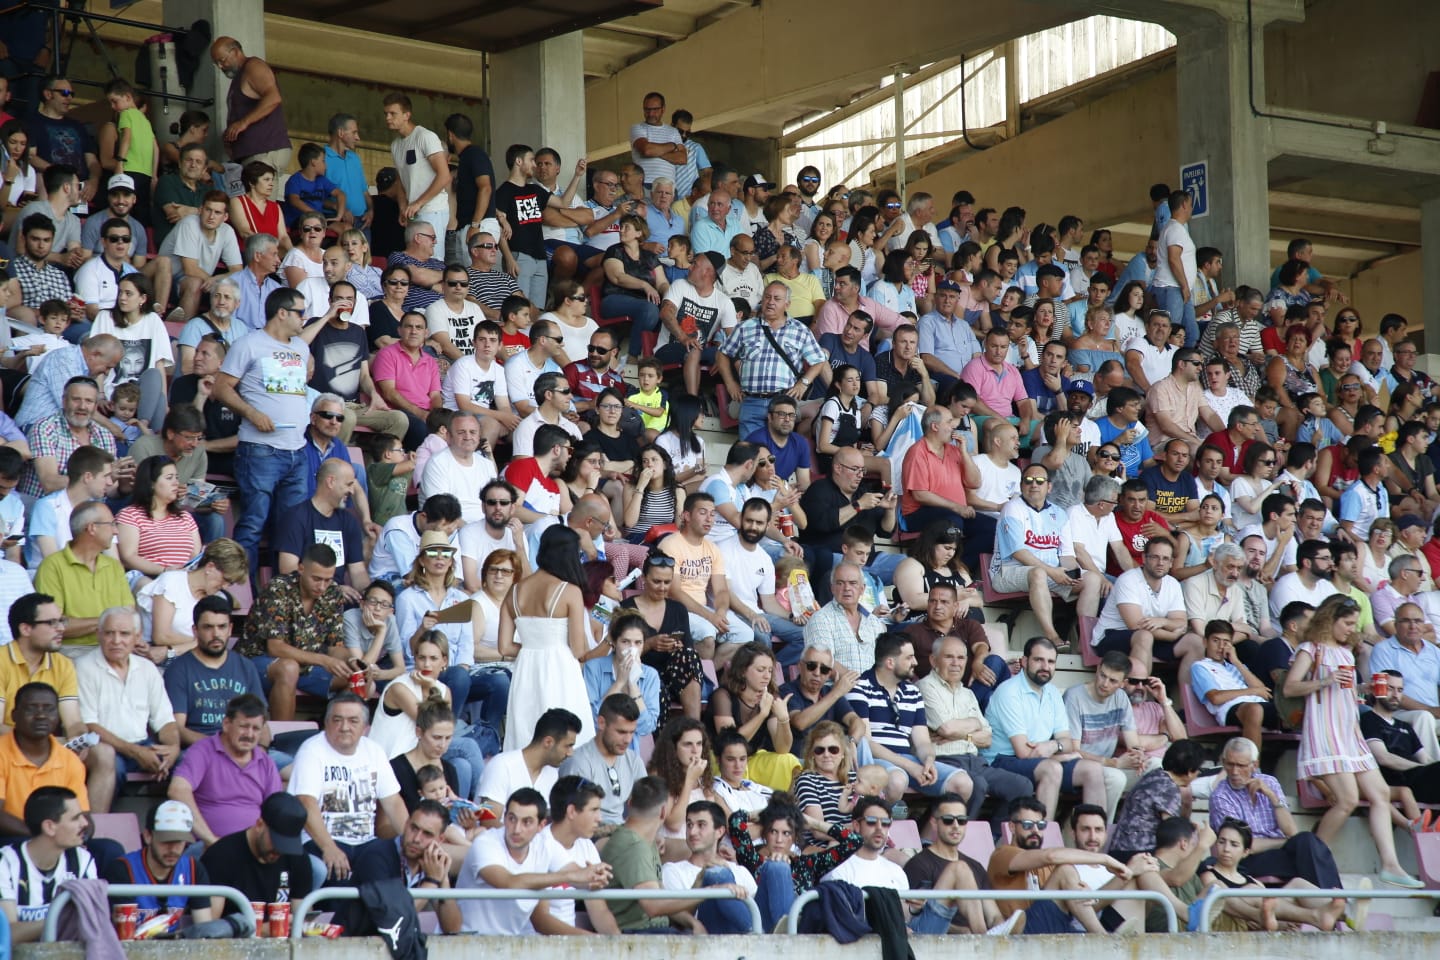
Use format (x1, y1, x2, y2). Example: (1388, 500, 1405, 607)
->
(623, 444, 685, 543)
(116, 456, 201, 582)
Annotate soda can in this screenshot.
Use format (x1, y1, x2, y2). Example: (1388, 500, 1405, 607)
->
(113, 904, 138, 940)
(349, 671, 366, 697)
(1372, 673, 1389, 697)
(778, 510, 796, 538)
(251, 901, 270, 937)
(268, 902, 291, 939)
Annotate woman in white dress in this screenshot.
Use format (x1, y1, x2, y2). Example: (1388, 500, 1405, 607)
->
(498, 526, 595, 750)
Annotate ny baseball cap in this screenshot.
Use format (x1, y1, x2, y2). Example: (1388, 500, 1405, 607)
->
(1065, 381, 1095, 397)
(261, 793, 307, 855)
(744, 174, 775, 191)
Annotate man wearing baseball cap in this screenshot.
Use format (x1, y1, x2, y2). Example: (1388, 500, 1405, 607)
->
(741, 174, 773, 230)
(79, 173, 148, 267)
(201, 792, 314, 915)
(104, 799, 215, 923)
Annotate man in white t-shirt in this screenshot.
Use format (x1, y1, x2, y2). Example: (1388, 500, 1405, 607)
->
(1068, 475, 1126, 582)
(420, 413, 498, 524)
(629, 92, 686, 189)
(717, 497, 806, 666)
(287, 694, 408, 883)
(456, 785, 611, 935)
(424, 264, 485, 360)
(1267, 539, 1338, 621)
(699, 441, 760, 545)
(443, 319, 519, 449)
(504, 318, 566, 417)
(156, 191, 242, 321)
(719, 235, 765, 310)
(532, 776, 621, 934)
(659, 798, 758, 934)
(655, 251, 738, 397)
(1148, 190, 1197, 348)
(459, 478, 530, 591)
(383, 92, 452, 242)
(476, 708, 581, 813)
(1091, 536, 1202, 679)
(511, 371, 582, 458)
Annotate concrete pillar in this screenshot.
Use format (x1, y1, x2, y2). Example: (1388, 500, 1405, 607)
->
(488, 32, 586, 170)
(1173, 15, 1271, 290)
(1423, 197, 1440, 352)
(162, 0, 266, 160)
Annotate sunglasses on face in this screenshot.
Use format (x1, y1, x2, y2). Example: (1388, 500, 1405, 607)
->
(313, 411, 345, 422)
(385, 279, 411, 287)
(813, 745, 842, 756)
(567, 294, 589, 302)
(1098, 451, 1119, 460)
(1011, 819, 1048, 831)
(1022, 477, 1047, 486)
(861, 816, 893, 827)
(445, 280, 468, 287)
(483, 498, 513, 506)
(470, 242, 497, 250)
(803, 660, 833, 675)
(106, 235, 131, 243)
(421, 548, 456, 558)
(799, 176, 820, 183)
(587, 345, 612, 354)
(935, 814, 968, 826)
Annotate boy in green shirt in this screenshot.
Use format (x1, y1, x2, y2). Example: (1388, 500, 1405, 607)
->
(105, 78, 157, 226)
(601, 776, 716, 932)
(626, 358, 669, 443)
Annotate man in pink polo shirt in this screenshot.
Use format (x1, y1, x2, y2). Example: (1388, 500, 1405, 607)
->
(813, 266, 902, 344)
(960, 327, 1035, 440)
(900, 405, 977, 534)
(372, 310, 442, 448)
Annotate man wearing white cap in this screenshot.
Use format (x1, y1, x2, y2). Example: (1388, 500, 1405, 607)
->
(79, 173, 148, 266)
(741, 174, 773, 230)
(104, 799, 215, 923)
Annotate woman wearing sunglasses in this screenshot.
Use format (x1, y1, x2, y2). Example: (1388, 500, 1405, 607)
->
(792, 721, 864, 844)
(540, 279, 598, 366)
(282, 209, 326, 290)
(1228, 441, 1282, 531)
(1283, 594, 1423, 888)
(1092, 444, 1126, 481)
(367, 264, 411, 350)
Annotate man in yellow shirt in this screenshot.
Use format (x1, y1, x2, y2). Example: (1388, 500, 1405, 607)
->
(0, 594, 116, 813)
(33, 502, 134, 650)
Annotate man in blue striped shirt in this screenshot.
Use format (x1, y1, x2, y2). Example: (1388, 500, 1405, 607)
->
(847, 634, 971, 803)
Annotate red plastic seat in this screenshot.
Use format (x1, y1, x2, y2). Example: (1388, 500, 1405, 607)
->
(591, 283, 630, 328)
(978, 554, 1026, 604)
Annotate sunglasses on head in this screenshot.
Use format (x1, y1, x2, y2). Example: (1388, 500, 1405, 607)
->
(647, 555, 677, 567)
(803, 660, 833, 675)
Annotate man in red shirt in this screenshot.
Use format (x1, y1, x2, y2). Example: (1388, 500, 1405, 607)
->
(901, 405, 977, 533)
(1109, 478, 1191, 575)
(562, 328, 625, 420)
(502, 423, 573, 535)
(1199, 404, 1261, 484)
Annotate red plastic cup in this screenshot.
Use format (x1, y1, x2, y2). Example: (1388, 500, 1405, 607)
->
(268, 902, 291, 939)
(251, 901, 269, 937)
(1372, 673, 1389, 697)
(349, 671, 366, 697)
(113, 904, 137, 940)
(1337, 665, 1355, 689)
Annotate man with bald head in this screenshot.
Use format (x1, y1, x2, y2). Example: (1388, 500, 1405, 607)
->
(35, 502, 135, 651)
(275, 458, 369, 601)
(209, 37, 291, 171)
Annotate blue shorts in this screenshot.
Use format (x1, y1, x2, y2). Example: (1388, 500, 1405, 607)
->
(654, 342, 718, 367)
(991, 754, 1084, 791)
(253, 655, 339, 697)
(544, 239, 604, 264)
(871, 751, 964, 798)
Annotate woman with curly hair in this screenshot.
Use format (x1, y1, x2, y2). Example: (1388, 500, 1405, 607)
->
(649, 716, 723, 859)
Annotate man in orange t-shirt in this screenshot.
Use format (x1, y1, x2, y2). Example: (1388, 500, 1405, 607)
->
(0, 683, 88, 832)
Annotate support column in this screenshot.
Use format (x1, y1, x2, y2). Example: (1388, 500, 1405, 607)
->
(1423, 197, 1440, 352)
(488, 33, 586, 169)
(1173, 15, 1271, 290)
(162, 0, 266, 160)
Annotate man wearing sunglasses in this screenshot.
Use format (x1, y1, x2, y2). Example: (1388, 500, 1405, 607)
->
(503, 318, 566, 418)
(71, 216, 136, 322)
(23, 79, 102, 204)
(904, 794, 1021, 935)
(511, 372, 582, 459)
(464, 232, 519, 320)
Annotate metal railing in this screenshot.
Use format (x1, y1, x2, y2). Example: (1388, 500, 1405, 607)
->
(293, 884, 766, 937)
(786, 886, 1179, 934)
(43, 884, 257, 942)
(1195, 886, 1440, 933)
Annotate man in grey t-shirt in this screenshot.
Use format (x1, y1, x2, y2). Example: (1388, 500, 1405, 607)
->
(557, 694, 645, 833)
(212, 286, 312, 571)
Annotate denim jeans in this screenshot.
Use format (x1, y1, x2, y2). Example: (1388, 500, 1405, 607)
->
(739, 397, 771, 443)
(969, 654, 1012, 712)
(601, 294, 661, 358)
(697, 866, 757, 933)
(754, 860, 797, 932)
(234, 442, 308, 573)
(444, 732, 487, 799)
(195, 509, 225, 544)
(1150, 283, 1197, 348)
(764, 613, 807, 668)
(440, 664, 509, 758)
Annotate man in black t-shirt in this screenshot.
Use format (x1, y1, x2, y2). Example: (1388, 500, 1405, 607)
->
(201, 793, 313, 915)
(494, 144, 583, 310)
(903, 795, 1012, 934)
(874, 323, 935, 406)
(275, 459, 369, 593)
(1361, 671, 1440, 803)
(443, 114, 497, 256)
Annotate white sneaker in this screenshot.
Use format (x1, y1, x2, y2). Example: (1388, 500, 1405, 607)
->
(985, 910, 1024, 936)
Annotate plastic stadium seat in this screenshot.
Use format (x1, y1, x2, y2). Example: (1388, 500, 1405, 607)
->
(591, 284, 630, 328)
(90, 812, 141, 853)
(1078, 615, 1101, 667)
(1181, 681, 1237, 738)
(978, 555, 1026, 604)
(957, 825, 995, 866)
(269, 720, 320, 736)
(888, 819, 922, 850)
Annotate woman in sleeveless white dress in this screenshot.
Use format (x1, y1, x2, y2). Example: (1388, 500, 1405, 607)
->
(498, 527, 595, 750)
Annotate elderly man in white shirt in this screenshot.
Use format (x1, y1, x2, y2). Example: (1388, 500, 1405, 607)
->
(75, 607, 179, 780)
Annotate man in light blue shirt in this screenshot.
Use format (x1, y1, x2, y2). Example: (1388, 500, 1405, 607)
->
(983, 636, 1108, 819)
(13, 339, 119, 429)
(233, 233, 283, 333)
(691, 190, 744, 256)
(917, 283, 981, 390)
(324, 114, 370, 227)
